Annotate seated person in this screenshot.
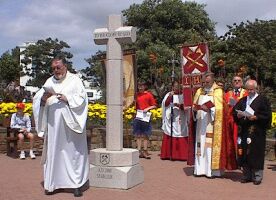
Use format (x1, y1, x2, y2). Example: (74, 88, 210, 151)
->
(10, 103, 36, 159)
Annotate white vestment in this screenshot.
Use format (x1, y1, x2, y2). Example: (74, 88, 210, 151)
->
(161, 93, 189, 137)
(193, 93, 221, 177)
(33, 72, 89, 192)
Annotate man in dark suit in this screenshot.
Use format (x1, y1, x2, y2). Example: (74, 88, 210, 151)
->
(233, 79, 271, 185)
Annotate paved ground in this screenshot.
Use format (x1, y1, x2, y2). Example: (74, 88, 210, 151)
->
(0, 151, 275, 200)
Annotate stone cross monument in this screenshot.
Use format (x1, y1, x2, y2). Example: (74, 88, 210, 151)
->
(89, 14, 144, 189)
(93, 15, 136, 151)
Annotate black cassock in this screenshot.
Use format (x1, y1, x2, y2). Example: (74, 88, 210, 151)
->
(233, 95, 271, 170)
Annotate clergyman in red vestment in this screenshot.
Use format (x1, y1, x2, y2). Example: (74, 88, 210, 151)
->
(225, 76, 248, 156)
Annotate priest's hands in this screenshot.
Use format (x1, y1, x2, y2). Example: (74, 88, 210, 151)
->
(57, 93, 68, 103)
(41, 92, 68, 106)
(237, 113, 243, 118)
(248, 115, 257, 121)
(201, 104, 210, 112)
(41, 92, 53, 106)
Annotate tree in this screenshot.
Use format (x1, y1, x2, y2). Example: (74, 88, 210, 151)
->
(21, 37, 74, 87)
(0, 47, 21, 84)
(82, 51, 106, 87)
(218, 20, 276, 105)
(83, 50, 115, 103)
(87, 0, 216, 102)
(123, 0, 216, 100)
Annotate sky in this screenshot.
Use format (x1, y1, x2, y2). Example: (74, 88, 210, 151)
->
(0, 0, 276, 70)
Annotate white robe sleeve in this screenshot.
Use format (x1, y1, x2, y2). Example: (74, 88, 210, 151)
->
(32, 88, 45, 133)
(61, 75, 88, 134)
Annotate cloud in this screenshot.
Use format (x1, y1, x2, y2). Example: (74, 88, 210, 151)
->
(196, 0, 276, 35)
(0, 0, 275, 69)
(0, 0, 143, 69)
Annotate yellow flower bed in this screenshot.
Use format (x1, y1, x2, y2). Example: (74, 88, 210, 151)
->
(0, 103, 163, 123)
(0, 103, 33, 117)
(87, 104, 162, 124)
(0, 102, 275, 128)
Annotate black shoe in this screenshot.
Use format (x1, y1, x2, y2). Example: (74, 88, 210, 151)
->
(74, 188, 83, 197)
(44, 190, 54, 195)
(144, 155, 151, 159)
(253, 180, 262, 185)
(241, 179, 251, 183)
(139, 153, 145, 158)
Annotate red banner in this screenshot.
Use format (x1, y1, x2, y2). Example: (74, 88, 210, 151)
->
(182, 43, 209, 74)
(181, 43, 209, 106)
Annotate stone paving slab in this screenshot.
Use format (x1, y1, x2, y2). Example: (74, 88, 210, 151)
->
(0, 152, 275, 200)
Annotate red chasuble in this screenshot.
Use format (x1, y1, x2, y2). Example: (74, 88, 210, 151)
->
(223, 88, 248, 170)
(224, 89, 248, 150)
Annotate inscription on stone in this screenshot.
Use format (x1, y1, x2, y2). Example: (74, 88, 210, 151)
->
(94, 31, 131, 39)
(96, 167, 113, 179)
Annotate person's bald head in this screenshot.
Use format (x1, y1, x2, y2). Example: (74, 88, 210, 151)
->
(245, 79, 258, 97)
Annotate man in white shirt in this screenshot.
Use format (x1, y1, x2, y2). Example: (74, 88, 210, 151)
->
(10, 103, 36, 159)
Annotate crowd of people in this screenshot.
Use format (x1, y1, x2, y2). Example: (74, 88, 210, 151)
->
(7, 54, 272, 196)
(133, 72, 272, 186)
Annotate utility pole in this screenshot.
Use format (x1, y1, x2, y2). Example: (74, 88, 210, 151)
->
(168, 53, 179, 82)
(167, 53, 179, 160)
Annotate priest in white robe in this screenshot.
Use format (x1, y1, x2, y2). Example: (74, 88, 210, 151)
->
(193, 72, 226, 178)
(33, 56, 89, 197)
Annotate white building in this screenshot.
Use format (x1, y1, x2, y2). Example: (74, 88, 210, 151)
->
(19, 42, 39, 93)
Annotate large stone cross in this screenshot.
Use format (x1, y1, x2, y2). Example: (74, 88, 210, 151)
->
(93, 15, 136, 151)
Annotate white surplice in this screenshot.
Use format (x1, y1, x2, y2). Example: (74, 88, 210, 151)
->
(193, 93, 219, 177)
(161, 93, 189, 137)
(33, 72, 89, 192)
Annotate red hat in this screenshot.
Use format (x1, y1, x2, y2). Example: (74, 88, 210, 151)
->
(16, 103, 25, 110)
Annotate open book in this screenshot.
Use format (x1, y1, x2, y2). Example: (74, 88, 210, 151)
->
(43, 86, 56, 95)
(136, 110, 152, 122)
(194, 100, 215, 110)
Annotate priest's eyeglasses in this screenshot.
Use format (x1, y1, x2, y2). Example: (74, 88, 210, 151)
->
(52, 65, 64, 71)
(233, 79, 242, 82)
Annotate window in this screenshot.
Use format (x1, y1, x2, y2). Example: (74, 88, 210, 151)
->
(87, 92, 93, 97)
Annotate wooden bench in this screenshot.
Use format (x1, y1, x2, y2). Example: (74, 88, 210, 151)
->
(5, 127, 43, 158)
(6, 127, 20, 158)
(4, 115, 41, 158)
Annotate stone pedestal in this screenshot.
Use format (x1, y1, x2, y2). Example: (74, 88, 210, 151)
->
(89, 148, 144, 189)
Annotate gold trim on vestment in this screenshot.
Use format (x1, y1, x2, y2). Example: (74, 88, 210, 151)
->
(193, 85, 224, 169)
(211, 84, 223, 170)
(193, 88, 202, 105)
